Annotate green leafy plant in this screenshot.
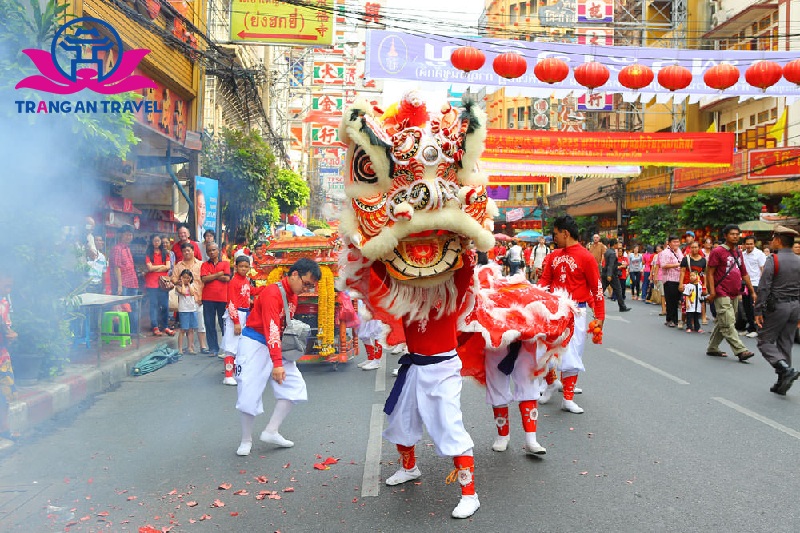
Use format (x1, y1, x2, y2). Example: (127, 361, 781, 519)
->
(273, 168, 310, 223)
(628, 205, 679, 246)
(779, 191, 800, 219)
(201, 128, 278, 238)
(307, 218, 330, 231)
(679, 184, 764, 230)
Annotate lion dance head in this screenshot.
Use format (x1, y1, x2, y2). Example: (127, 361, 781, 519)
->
(337, 91, 497, 300)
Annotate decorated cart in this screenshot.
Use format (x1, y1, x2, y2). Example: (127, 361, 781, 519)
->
(249, 235, 358, 367)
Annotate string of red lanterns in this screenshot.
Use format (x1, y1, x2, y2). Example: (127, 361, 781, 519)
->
(449, 51, 796, 92)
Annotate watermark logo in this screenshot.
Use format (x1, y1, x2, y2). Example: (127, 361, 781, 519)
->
(15, 17, 157, 95)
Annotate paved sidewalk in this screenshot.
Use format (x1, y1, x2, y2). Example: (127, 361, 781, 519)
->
(0, 335, 178, 451)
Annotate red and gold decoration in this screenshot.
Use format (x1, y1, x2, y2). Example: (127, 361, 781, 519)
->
(573, 61, 610, 90)
(618, 63, 654, 91)
(657, 64, 693, 91)
(450, 46, 486, 73)
(483, 129, 736, 167)
(703, 63, 740, 91)
(533, 57, 569, 84)
(315, 265, 336, 356)
(493, 52, 527, 79)
(745, 60, 783, 91)
(781, 59, 800, 85)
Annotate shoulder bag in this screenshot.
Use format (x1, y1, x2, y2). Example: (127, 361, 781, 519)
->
(158, 275, 174, 291)
(277, 283, 311, 362)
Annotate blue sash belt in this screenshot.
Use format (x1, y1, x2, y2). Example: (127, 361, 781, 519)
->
(497, 340, 522, 376)
(241, 326, 266, 346)
(383, 353, 456, 415)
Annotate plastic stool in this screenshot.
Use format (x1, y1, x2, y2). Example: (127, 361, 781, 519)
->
(101, 311, 131, 348)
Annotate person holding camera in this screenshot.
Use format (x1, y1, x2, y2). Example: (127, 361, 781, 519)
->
(755, 226, 800, 395)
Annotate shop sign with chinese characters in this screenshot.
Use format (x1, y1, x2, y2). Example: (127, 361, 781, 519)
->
(311, 124, 345, 147)
(230, 0, 333, 45)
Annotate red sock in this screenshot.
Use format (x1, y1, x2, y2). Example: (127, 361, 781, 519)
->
(492, 405, 509, 436)
(452, 455, 476, 496)
(545, 367, 557, 385)
(365, 344, 375, 360)
(518, 400, 538, 433)
(374, 342, 383, 360)
(397, 444, 415, 470)
(562, 374, 578, 401)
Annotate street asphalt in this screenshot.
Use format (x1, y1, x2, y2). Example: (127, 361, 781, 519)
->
(0, 298, 799, 532)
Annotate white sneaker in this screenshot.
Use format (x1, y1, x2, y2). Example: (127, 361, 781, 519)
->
(746, 331, 758, 338)
(451, 494, 480, 519)
(236, 441, 252, 456)
(539, 383, 557, 404)
(391, 344, 406, 355)
(491, 435, 510, 452)
(361, 359, 381, 370)
(523, 438, 547, 455)
(222, 376, 237, 386)
(357, 360, 369, 368)
(217, 352, 227, 359)
(385, 466, 421, 486)
(391, 368, 399, 377)
(259, 430, 294, 447)
(561, 399, 585, 414)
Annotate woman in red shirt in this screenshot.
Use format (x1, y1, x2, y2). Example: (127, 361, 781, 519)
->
(145, 235, 174, 336)
(617, 246, 629, 303)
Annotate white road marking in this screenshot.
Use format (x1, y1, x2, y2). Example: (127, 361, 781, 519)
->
(375, 359, 386, 392)
(604, 315, 631, 323)
(606, 348, 690, 385)
(712, 397, 800, 441)
(362, 403, 385, 497)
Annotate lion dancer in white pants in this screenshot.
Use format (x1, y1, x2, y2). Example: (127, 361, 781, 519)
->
(356, 301, 385, 371)
(221, 255, 252, 385)
(537, 215, 605, 414)
(234, 259, 320, 456)
(381, 255, 479, 519)
(485, 341, 546, 454)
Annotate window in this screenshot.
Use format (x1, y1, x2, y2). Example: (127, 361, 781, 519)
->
(757, 110, 770, 123)
(750, 115, 756, 126)
(771, 108, 778, 120)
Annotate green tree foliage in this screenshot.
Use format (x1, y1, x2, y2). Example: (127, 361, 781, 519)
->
(307, 218, 330, 231)
(679, 184, 763, 230)
(573, 215, 599, 241)
(273, 168, 310, 221)
(201, 128, 278, 238)
(628, 205, 679, 246)
(779, 191, 800, 219)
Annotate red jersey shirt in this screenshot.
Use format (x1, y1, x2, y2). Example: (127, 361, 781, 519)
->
(111, 242, 138, 289)
(247, 277, 297, 366)
(400, 256, 476, 356)
(539, 243, 605, 321)
(226, 273, 252, 325)
(144, 251, 170, 289)
(172, 240, 202, 261)
(200, 259, 231, 302)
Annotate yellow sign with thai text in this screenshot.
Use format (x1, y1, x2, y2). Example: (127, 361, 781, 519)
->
(230, 0, 334, 45)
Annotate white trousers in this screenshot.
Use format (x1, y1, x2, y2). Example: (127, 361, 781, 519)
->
(484, 343, 543, 406)
(235, 336, 307, 416)
(222, 310, 247, 355)
(561, 309, 588, 375)
(382, 354, 474, 457)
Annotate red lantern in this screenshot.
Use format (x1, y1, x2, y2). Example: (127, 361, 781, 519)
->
(618, 63, 654, 90)
(745, 60, 782, 91)
(534, 57, 569, 84)
(703, 63, 740, 91)
(450, 46, 486, 73)
(657, 64, 693, 91)
(493, 52, 528, 79)
(573, 62, 610, 90)
(781, 59, 800, 85)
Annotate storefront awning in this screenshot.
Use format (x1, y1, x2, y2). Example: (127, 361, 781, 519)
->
(559, 178, 619, 217)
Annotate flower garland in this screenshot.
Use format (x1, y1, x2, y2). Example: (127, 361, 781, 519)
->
(317, 265, 336, 356)
(266, 266, 287, 286)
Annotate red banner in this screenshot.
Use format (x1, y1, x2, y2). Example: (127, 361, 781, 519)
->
(748, 148, 800, 180)
(484, 130, 735, 167)
(673, 152, 745, 190)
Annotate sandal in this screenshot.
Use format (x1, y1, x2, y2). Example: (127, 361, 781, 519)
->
(706, 350, 728, 357)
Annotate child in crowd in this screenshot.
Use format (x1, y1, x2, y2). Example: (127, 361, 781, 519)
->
(175, 269, 201, 353)
(682, 271, 704, 333)
(221, 256, 252, 384)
